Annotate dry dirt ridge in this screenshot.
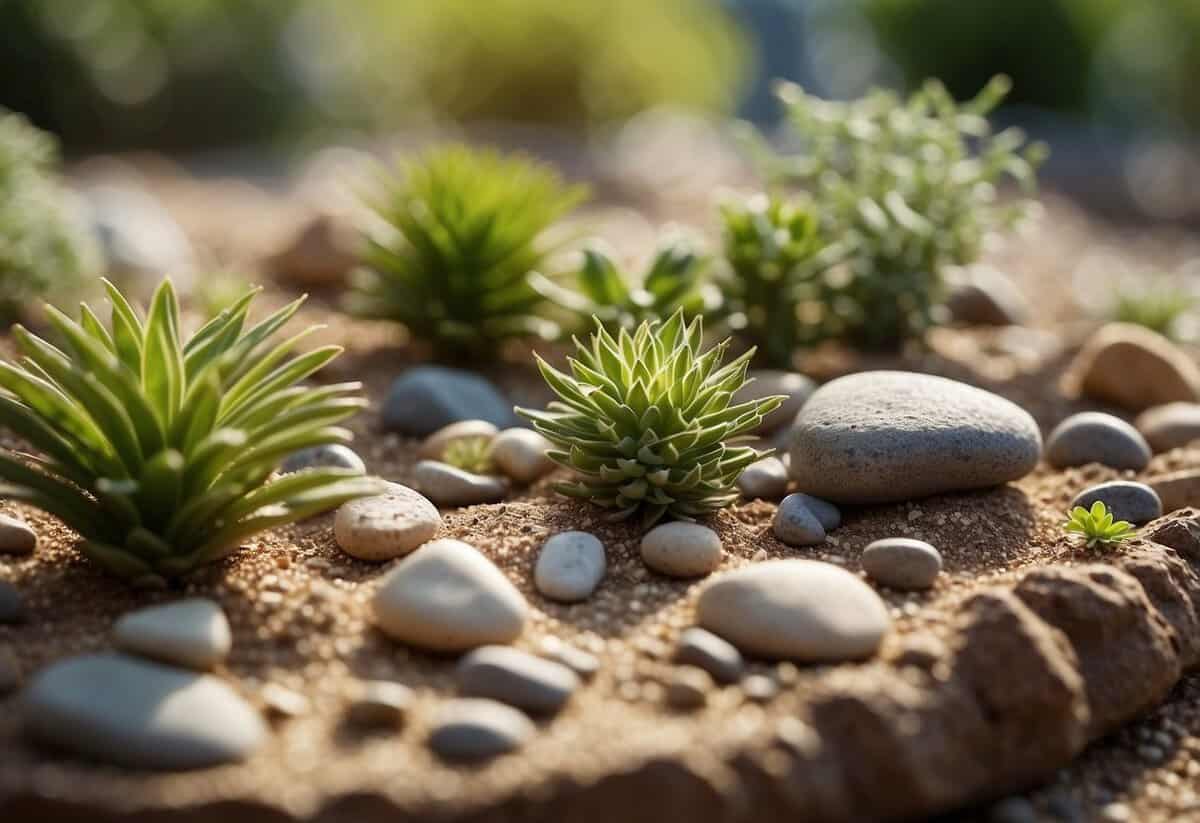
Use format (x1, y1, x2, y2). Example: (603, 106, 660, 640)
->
(3, 478, 1200, 822)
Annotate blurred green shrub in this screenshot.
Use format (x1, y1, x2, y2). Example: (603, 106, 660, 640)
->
(0, 111, 99, 323)
(0, 0, 749, 151)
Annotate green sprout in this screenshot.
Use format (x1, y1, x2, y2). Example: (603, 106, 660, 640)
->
(347, 144, 587, 359)
(740, 74, 1045, 350)
(533, 233, 720, 335)
(0, 279, 383, 584)
(0, 110, 99, 323)
(1110, 279, 1195, 340)
(1063, 501, 1136, 549)
(442, 435, 494, 475)
(518, 310, 783, 526)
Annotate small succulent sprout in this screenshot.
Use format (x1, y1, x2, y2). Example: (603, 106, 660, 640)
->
(1063, 501, 1136, 549)
(347, 144, 588, 359)
(532, 230, 721, 334)
(1110, 276, 1196, 340)
(518, 309, 784, 527)
(0, 279, 384, 584)
(442, 435, 494, 475)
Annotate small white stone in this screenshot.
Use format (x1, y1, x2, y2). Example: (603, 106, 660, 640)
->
(534, 531, 606, 602)
(334, 482, 441, 561)
(640, 522, 723, 578)
(413, 460, 509, 507)
(737, 457, 789, 499)
(372, 539, 527, 652)
(0, 513, 36, 555)
(112, 598, 231, 670)
(418, 420, 500, 460)
(490, 428, 556, 483)
(861, 538, 943, 590)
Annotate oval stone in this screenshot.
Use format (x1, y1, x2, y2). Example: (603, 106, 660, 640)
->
(1135, 402, 1200, 453)
(737, 457, 789, 500)
(372, 539, 527, 652)
(696, 559, 890, 662)
(0, 513, 36, 555)
(418, 420, 500, 460)
(457, 646, 579, 714)
(112, 598, 232, 670)
(428, 698, 535, 762)
(21, 653, 265, 770)
(773, 494, 828, 546)
(640, 522, 723, 578)
(1071, 481, 1163, 526)
(1045, 412, 1152, 471)
(861, 538, 943, 590)
(789, 371, 1041, 504)
(534, 531, 606, 602)
(280, 444, 365, 474)
(334, 482, 441, 561)
(735, 371, 816, 435)
(413, 460, 509, 507)
(491, 428, 556, 484)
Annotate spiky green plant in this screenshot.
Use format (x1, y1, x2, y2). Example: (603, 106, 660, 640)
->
(0, 110, 99, 323)
(347, 145, 588, 358)
(742, 74, 1045, 350)
(533, 233, 720, 334)
(442, 436, 494, 475)
(0, 279, 383, 584)
(719, 193, 848, 368)
(517, 310, 783, 526)
(1063, 501, 1136, 549)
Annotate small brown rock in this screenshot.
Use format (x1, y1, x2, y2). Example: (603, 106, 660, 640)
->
(267, 214, 357, 287)
(665, 666, 712, 710)
(1136, 402, 1200, 452)
(345, 680, 414, 728)
(1146, 471, 1200, 514)
(1067, 323, 1200, 411)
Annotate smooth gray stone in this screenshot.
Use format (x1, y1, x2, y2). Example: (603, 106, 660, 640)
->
(382, 366, 516, 436)
(428, 698, 535, 762)
(456, 645, 579, 714)
(773, 494, 826, 546)
(737, 457, 789, 499)
(0, 580, 25, 624)
(790, 371, 1042, 504)
(534, 531, 606, 602)
(413, 460, 509, 507)
(784, 493, 841, 530)
(674, 627, 744, 684)
(22, 653, 265, 770)
(1045, 412, 1152, 471)
(1135, 402, 1200, 453)
(281, 444, 366, 474)
(1071, 481, 1163, 525)
(861, 538, 943, 590)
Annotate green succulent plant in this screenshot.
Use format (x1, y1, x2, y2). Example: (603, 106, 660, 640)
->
(0, 110, 99, 323)
(1063, 501, 1136, 549)
(0, 279, 383, 584)
(517, 310, 783, 526)
(741, 74, 1045, 350)
(533, 233, 721, 334)
(718, 193, 848, 368)
(1110, 279, 1195, 340)
(442, 436, 494, 475)
(347, 145, 588, 359)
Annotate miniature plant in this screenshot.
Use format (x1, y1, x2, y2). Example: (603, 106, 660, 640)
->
(533, 233, 720, 334)
(718, 194, 848, 368)
(347, 145, 587, 358)
(518, 310, 783, 526)
(1110, 278, 1195, 340)
(0, 110, 99, 323)
(1063, 501, 1136, 549)
(0, 279, 382, 584)
(744, 74, 1045, 350)
(442, 436, 494, 475)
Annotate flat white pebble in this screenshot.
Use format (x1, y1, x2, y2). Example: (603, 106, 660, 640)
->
(334, 482, 441, 561)
(534, 531, 606, 602)
(413, 460, 509, 506)
(428, 698, 535, 762)
(640, 522, 723, 578)
(372, 539, 527, 652)
(490, 428, 555, 483)
(113, 598, 232, 670)
(860, 538, 943, 590)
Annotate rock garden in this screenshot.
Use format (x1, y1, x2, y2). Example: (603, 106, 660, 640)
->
(4, 73, 1200, 823)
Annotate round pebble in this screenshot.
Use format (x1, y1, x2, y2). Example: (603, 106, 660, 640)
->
(0, 513, 36, 555)
(418, 420, 500, 460)
(735, 370, 817, 434)
(428, 698, 535, 762)
(280, 444, 366, 474)
(674, 627, 744, 684)
(640, 522, 723, 578)
(112, 598, 232, 670)
(21, 653, 265, 770)
(490, 428, 555, 483)
(334, 482, 441, 561)
(737, 457, 789, 499)
(372, 539, 527, 652)
(773, 494, 827, 546)
(413, 460, 509, 507)
(345, 680, 414, 728)
(790, 371, 1042, 503)
(383, 366, 516, 436)
(861, 538, 944, 590)
(534, 531, 606, 602)
(0, 580, 25, 624)
(1135, 402, 1200, 453)
(697, 559, 891, 662)
(457, 645, 579, 714)
(740, 674, 779, 703)
(1045, 412, 1152, 470)
(665, 666, 713, 710)
(1071, 480, 1163, 525)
